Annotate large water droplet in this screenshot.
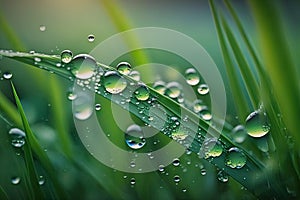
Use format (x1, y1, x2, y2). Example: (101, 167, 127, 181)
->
(134, 84, 150, 101)
(232, 125, 247, 143)
(185, 68, 200, 86)
(117, 62, 131, 75)
(88, 34, 95, 42)
(103, 71, 127, 94)
(9, 128, 26, 148)
(225, 147, 246, 169)
(152, 81, 166, 95)
(197, 84, 209, 95)
(68, 54, 96, 79)
(125, 124, 146, 150)
(165, 82, 182, 99)
(202, 138, 223, 159)
(61, 50, 73, 64)
(11, 176, 21, 185)
(245, 110, 270, 138)
(3, 72, 13, 80)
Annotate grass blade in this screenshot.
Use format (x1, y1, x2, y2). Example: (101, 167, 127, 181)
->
(209, 0, 250, 122)
(0, 185, 8, 200)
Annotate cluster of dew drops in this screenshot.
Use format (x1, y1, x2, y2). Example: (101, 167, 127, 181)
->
(1, 34, 270, 188)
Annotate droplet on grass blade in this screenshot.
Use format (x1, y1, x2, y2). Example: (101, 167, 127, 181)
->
(197, 84, 209, 95)
(117, 62, 131, 75)
(134, 84, 150, 101)
(225, 147, 246, 169)
(232, 125, 247, 143)
(125, 124, 146, 150)
(95, 103, 101, 111)
(3, 72, 13, 80)
(172, 158, 180, 167)
(103, 71, 127, 94)
(165, 82, 182, 99)
(88, 34, 95, 42)
(39, 25, 46, 32)
(61, 50, 73, 64)
(68, 54, 97, 79)
(9, 128, 26, 148)
(245, 110, 270, 138)
(11, 176, 21, 185)
(185, 68, 200, 86)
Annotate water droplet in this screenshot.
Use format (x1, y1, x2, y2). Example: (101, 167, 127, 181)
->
(202, 138, 223, 159)
(225, 147, 247, 169)
(9, 128, 26, 148)
(88, 34, 95, 42)
(192, 99, 205, 113)
(245, 110, 270, 138)
(34, 57, 41, 62)
(3, 72, 13, 80)
(200, 108, 212, 121)
(217, 171, 229, 183)
(197, 84, 209, 95)
(68, 54, 96, 79)
(67, 91, 77, 101)
(125, 124, 146, 150)
(158, 165, 165, 172)
(172, 158, 180, 167)
(165, 82, 182, 99)
(103, 71, 127, 94)
(130, 161, 136, 168)
(171, 132, 188, 142)
(174, 175, 180, 183)
(130, 178, 136, 185)
(95, 103, 101, 111)
(73, 93, 93, 120)
(39, 25, 46, 32)
(11, 176, 21, 185)
(38, 176, 45, 185)
(153, 81, 166, 94)
(117, 62, 131, 75)
(134, 84, 150, 101)
(200, 168, 207, 175)
(232, 125, 247, 143)
(185, 68, 200, 86)
(129, 70, 140, 81)
(61, 50, 73, 64)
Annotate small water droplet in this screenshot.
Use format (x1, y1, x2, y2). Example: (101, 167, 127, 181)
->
(174, 175, 180, 183)
(185, 68, 200, 86)
(192, 99, 205, 113)
(158, 165, 165, 172)
(103, 71, 127, 94)
(38, 176, 45, 185)
(9, 128, 26, 148)
(153, 81, 166, 94)
(88, 34, 95, 42)
(200, 108, 212, 121)
(117, 62, 131, 75)
(245, 110, 270, 138)
(67, 91, 77, 101)
(232, 125, 247, 143)
(68, 54, 96, 79)
(134, 84, 150, 101)
(217, 170, 229, 183)
(61, 50, 73, 64)
(225, 147, 247, 169)
(129, 70, 140, 81)
(11, 176, 21, 185)
(172, 158, 180, 167)
(130, 178, 136, 185)
(197, 84, 209, 95)
(3, 72, 13, 80)
(95, 103, 101, 111)
(39, 25, 46, 32)
(201, 168, 207, 175)
(73, 93, 93, 120)
(125, 124, 146, 150)
(130, 161, 136, 168)
(165, 82, 182, 99)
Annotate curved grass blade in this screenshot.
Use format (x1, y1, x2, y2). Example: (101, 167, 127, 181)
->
(0, 50, 291, 198)
(209, 0, 249, 122)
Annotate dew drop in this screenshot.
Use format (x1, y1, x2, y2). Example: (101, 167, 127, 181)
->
(117, 62, 131, 75)
(200, 108, 212, 121)
(225, 147, 247, 169)
(125, 124, 146, 150)
(245, 110, 270, 138)
(217, 171, 229, 183)
(130, 178, 136, 185)
(38, 176, 45, 185)
(61, 50, 73, 64)
(9, 128, 26, 148)
(67, 91, 77, 101)
(165, 82, 182, 99)
(185, 68, 200, 86)
(232, 125, 247, 143)
(153, 81, 166, 95)
(129, 70, 140, 81)
(174, 175, 180, 183)
(73, 93, 93, 120)
(172, 158, 180, 167)
(68, 54, 96, 79)
(34, 57, 41, 62)
(88, 34, 95, 42)
(95, 103, 101, 111)
(134, 84, 150, 101)
(103, 71, 127, 94)
(39, 25, 46, 32)
(197, 84, 209, 95)
(200, 168, 207, 176)
(11, 176, 21, 185)
(202, 138, 223, 159)
(192, 99, 205, 113)
(3, 72, 13, 80)
(158, 165, 165, 172)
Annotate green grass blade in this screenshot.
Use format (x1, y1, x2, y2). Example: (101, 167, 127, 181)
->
(11, 82, 45, 199)
(0, 49, 291, 198)
(220, 15, 260, 108)
(0, 185, 8, 200)
(249, 0, 300, 147)
(0, 89, 22, 126)
(209, 0, 249, 122)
